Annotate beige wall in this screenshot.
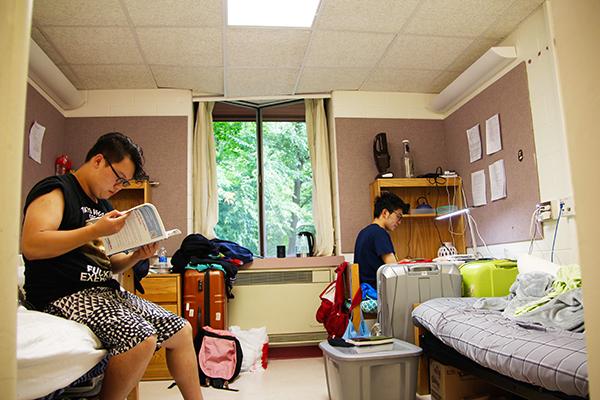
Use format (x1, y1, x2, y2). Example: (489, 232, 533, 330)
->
(0, 1, 32, 398)
(548, 0, 600, 396)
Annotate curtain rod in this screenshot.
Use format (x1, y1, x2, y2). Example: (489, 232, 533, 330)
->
(192, 93, 331, 102)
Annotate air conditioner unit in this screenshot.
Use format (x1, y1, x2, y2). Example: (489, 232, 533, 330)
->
(228, 268, 333, 345)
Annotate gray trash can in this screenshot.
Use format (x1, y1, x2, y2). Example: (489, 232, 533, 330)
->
(319, 339, 422, 400)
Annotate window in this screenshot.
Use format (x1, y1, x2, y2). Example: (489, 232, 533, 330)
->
(213, 101, 314, 257)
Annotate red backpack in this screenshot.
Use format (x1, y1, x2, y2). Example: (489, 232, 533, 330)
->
(316, 262, 351, 338)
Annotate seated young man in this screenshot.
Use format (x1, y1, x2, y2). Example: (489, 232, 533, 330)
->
(21, 132, 203, 400)
(353, 191, 410, 288)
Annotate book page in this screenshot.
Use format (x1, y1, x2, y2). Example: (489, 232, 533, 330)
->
(101, 203, 170, 255)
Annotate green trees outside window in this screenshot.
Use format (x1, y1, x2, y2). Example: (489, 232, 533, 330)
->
(213, 120, 314, 257)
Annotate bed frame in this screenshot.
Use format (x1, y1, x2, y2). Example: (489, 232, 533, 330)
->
(418, 328, 587, 400)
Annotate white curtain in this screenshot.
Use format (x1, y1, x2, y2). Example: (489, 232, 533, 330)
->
(305, 99, 335, 256)
(192, 102, 218, 238)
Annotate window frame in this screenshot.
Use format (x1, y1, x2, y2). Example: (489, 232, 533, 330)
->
(213, 99, 307, 257)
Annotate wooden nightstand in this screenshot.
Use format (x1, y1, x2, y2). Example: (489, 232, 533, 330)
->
(135, 273, 181, 381)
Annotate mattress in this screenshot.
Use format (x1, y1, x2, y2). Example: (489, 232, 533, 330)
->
(413, 297, 588, 398)
(17, 306, 108, 400)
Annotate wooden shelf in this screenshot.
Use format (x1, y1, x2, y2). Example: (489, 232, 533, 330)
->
(370, 177, 465, 259)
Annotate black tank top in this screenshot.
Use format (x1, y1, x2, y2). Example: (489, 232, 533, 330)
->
(23, 173, 120, 309)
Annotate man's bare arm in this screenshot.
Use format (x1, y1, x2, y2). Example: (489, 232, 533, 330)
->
(109, 242, 159, 273)
(382, 253, 397, 265)
(21, 188, 128, 260)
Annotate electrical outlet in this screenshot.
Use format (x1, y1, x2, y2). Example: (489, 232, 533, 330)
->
(560, 196, 575, 217)
(536, 201, 552, 222)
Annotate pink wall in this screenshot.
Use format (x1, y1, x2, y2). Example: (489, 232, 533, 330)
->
(336, 63, 539, 253)
(22, 84, 66, 211)
(64, 116, 188, 256)
(335, 118, 447, 252)
(444, 62, 539, 246)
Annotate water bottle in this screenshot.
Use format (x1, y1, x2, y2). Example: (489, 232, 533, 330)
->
(157, 246, 168, 269)
(402, 139, 415, 178)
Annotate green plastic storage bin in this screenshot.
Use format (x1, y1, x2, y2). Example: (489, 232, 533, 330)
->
(459, 259, 518, 297)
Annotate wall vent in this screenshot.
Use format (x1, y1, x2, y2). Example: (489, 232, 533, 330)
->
(235, 270, 313, 286)
(269, 332, 328, 344)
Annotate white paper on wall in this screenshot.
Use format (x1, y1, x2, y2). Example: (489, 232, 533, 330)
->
(466, 124, 482, 163)
(485, 114, 502, 155)
(489, 159, 507, 201)
(29, 121, 46, 164)
(471, 169, 487, 207)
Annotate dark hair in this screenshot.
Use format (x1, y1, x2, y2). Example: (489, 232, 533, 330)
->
(85, 132, 147, 179)
(374, 191, 409, 218)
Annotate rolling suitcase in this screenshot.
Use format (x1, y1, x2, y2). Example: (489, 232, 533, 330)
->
(460, 259, 518, 297)
(377, 262, 461, 343)
(183, 269, 228, 337)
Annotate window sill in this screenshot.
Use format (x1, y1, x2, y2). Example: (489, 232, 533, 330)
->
(240, 255, 344, 270)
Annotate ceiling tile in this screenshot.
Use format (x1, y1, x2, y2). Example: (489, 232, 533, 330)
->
(31, 27, 65, 65)
(380, 35, 473, 70)
(483, 0, 545, 39)
(41, 27, 143, 64)
(151, 65, 223, 94)
(136, 27, 222, 66)
(70, 65, 156, 89)
(316, 0, 420, 32)
(296, 67, 369, 93)
(32, 0, 128, 26)
(404, 0, 504, 37)
(123, 0, 222, 27)
(226, 68, 298, 97)
(305, 30, 395, 68)
(362, 68, 443, 92)
(446, 38, 500, 73)
(226, 28, 310, 68)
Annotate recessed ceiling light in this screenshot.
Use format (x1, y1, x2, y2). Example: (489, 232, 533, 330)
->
(227, 0, 320, 28)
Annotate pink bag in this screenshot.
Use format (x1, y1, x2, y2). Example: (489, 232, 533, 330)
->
(194, 326, 243, 391)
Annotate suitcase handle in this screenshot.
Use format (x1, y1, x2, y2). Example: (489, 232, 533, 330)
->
(408, 265, 438, 273)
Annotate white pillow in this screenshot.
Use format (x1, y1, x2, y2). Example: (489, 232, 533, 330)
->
(517, 254, 561, 276)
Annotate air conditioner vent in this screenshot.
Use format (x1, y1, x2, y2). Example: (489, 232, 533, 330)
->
(269, 332, 328, 344)
(235, 270, 313, 286)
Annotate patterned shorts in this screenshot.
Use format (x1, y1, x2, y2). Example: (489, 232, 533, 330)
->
(45, 286, 186, 356)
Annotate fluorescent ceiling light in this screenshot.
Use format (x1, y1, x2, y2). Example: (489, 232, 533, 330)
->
(228, 0, 319, 28)
(429, 46, 517, 113)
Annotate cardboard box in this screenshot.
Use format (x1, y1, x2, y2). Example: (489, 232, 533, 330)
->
(429, 360, 496, 400)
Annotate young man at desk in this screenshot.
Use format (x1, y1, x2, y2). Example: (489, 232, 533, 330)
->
(354, 191, 409, 288)
(21, 132, 203, 400)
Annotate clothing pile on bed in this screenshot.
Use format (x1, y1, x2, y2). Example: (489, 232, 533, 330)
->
(412, 264, 588, 398)
(473, 264, 584, 332)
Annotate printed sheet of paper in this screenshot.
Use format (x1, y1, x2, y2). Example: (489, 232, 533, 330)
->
(471, 169, 487, 207)
(466, 124, 482, 163)
(489, 159, 507, 201)
(29, 121, 46, 164)
(485, 114, 502, 155)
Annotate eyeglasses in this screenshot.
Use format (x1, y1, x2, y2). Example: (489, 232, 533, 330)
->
(393, 211, 403, 219)
(105, 159, 130, 187)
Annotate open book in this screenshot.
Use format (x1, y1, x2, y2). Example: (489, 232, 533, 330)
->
(89, 203, 181, 256)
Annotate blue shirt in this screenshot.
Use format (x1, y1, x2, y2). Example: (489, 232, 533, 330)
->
(353, 224, 395, 287)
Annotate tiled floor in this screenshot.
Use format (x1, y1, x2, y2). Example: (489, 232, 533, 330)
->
(139, 356, 432, 400)
(139, 357, 329, 400)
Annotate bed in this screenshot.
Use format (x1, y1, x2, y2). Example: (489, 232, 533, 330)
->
(412, 297, 588, 399)
(17, 305, 108, 400)
(16, 265, 139, 400)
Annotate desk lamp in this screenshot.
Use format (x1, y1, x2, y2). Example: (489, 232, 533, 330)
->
(435, 208, 479, 259)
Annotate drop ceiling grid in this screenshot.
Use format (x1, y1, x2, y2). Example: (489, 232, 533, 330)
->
(29, 0, 545, 97)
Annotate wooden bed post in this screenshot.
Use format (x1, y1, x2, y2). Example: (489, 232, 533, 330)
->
(122, 270, 140, 400)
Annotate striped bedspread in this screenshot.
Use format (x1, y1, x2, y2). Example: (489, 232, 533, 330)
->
(413, 297, 588, 398)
